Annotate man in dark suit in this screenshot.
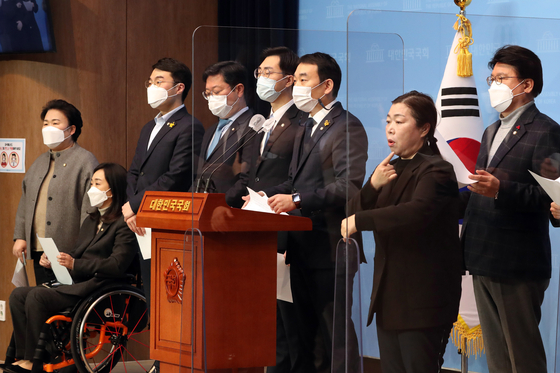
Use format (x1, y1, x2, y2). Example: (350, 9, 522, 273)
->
(261, 52, 368, 373)
(462, 45, 560, 373)
(245, 46, 306, 373)
(122, 57, 204, 373)
(195, 61, 254, 208)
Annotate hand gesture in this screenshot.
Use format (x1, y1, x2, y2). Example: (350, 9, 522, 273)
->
(468, 170, 500, 198)
(39, 253, 51, 269)
(370, 152, 396, 190)
(57, 252, 74, 270)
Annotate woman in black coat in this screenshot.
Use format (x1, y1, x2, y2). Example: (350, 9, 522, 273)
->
(341, 91, 462, 373)
(4, 163, 138, 373)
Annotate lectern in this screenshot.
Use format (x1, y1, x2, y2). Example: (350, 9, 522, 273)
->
(136, 192, 312, 373)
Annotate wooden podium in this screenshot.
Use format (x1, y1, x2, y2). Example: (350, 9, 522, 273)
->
(136, 192, 312, 373)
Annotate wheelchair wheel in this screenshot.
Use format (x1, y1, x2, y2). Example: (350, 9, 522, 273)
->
(70, 285, 149, 373)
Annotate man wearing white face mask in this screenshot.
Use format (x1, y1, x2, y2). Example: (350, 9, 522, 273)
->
(195, 60, 254, 208)
(124, 57, 204, 236)
(257, 52, 368, 373)
(461, 45, 560, 373)
(12, 99, 98, 285)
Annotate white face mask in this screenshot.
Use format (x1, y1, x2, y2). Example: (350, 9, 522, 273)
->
(256, 75, 289, 103)
(87, 186, 111, 208)
(488, 80, 525, 113)
(42, 126, 72, 149)
(147, 83, 179, 109)
(207, 86, 239, 118)
(293, 81, 326, 112)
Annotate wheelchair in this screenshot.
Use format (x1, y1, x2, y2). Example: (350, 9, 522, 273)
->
(7, 281, 149, 373)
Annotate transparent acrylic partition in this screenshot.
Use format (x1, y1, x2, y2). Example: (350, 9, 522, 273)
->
(348, 9, 560, 373)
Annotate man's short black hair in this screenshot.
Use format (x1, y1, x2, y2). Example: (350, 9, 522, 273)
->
(202, 61, 247, 91)
(260, 46, 299, 76)
(152, 58, 192, 101)
(40, 99, 83, 141)
(488, 45, 543, 98)
(298, 52, 342, 97)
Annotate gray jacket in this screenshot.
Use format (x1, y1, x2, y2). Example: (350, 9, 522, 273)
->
(13, 143, 99, 258)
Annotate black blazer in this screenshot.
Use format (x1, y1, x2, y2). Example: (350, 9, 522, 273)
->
(349, 153, 462, 330)
(462, 103, 560, 279)
(126, 106, 204, 213)
(248, 104, 306, 192)
(265, 102, 368, 269)
(195, 108, 255, 208)
(55, 213, 138, 298)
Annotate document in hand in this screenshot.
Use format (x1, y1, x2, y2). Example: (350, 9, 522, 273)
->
(36, 236, 73, 285)
(529, 170, 560, 204)
(243, 187, 288, 215)
(12, 259, 29, 287)
(136, 228, 152, 260)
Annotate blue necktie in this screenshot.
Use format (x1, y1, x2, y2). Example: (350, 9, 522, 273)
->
(207, 119, 231, 159)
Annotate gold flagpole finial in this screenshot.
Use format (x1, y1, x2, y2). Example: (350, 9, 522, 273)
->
(453, 0, 473, 77)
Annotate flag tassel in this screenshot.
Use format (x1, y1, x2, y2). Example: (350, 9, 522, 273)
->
(453, 14, 473, 77)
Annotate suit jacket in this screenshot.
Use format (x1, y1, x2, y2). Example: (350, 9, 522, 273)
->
(194, 108, 255, 208)
(126, 106, 204, 213)
(247, 104, 306, 193)
(349, 153, 462, 330)
(56, 213, 138, 298)
(13, 143, 99, 258)
(265, 102, 368, 269)
(462, 103, 560, 280)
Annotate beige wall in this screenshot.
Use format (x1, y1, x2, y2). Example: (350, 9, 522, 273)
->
(0, 0, 218, 358)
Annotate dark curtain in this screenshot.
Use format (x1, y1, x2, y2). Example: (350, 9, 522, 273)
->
(217, 0, 299, 116)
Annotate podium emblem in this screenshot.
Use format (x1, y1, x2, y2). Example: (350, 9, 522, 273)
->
(164, 258, 185, 304)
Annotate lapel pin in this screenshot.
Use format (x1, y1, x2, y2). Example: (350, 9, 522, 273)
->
(231, 127, 235, 131)
(513, 131, 517, 135)
(324, 120, 330, 126)
(168, 122, 176, 128)
(281, 123, 285, 127)
(320, 127, 324, 131)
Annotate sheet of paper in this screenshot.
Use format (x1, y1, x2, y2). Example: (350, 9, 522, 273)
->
(243, 187, 288, 215)
(136, 228, 152, 260)
(37, 236, 73, 285)
(277, 253, 292, 303)
(434, 129, 477, 188)
(12, 260, 29, 287)
(529, 170, 560, 204)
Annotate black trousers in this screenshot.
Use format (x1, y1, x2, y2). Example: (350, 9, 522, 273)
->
(377, 323, 452, 373)
(268, 300, 307, 373)
(10, 286, 81, 360)
(290, 264, 360, 373)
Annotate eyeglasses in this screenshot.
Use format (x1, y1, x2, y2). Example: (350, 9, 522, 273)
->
(254, 68, 284, 79)
(145, 79, 176, 88)
(202, 85, 237, 100)
(486, 76, 520, 86)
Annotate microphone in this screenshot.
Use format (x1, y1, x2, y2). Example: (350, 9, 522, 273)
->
(196, 114, 266, 193)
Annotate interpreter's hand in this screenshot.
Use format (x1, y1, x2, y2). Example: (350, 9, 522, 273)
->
(341, 215, 357, 242)
(13, 239, 27, 263)
(57, 252, 74, 270)
(268, 194, 295, 214)
(468, 170, 500, 198)
(370, 152, 396, 191)
(126, 214, 146, 236)
(16, 20, 22, 31)
(122, 202, 134, 221)
(40, 253, 52, 269)
(551, 202, 560, 220)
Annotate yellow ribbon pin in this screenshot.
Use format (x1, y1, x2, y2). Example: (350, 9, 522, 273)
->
(168, 122, 176, 128)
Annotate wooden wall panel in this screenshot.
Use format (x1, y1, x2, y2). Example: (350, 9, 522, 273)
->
(0, 0, 218, 361)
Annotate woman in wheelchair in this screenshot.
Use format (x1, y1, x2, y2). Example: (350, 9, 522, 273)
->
(3, 163, 142, 373)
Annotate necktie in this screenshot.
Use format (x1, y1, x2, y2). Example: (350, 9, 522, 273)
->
(299, 118, 315, 158)
(207, 119, 230, 159)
